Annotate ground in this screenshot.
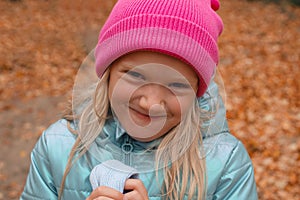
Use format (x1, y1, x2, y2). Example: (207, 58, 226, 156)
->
(0, 0, 299, 199)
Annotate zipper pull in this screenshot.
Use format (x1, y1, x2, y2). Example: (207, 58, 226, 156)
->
(122, 135, 134, 154)
(121, 135, 134, 165)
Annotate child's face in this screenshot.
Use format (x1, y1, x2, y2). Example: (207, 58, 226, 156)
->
(108, 51, 198, 142)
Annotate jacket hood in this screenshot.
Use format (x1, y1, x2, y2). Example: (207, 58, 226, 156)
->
(198, 80, 229, 139)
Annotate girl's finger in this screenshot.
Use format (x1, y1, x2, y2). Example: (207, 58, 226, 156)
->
(94, 197, 114, 200)
(124, 190, 143, 200)
(124, 179, 149, 200)
(86, 186, 124, 200)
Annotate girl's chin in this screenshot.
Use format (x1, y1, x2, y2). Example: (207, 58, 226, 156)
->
(126, 131, 164, 142)
(120, 118, 168, 142)
(122, 119, 174, 142)
(128, 135, 153, 142)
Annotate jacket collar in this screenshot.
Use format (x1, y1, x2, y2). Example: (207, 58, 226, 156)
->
(103, 117, 163, 150)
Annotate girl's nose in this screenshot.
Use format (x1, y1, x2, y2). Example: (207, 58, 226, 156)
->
(138, 84, 167, 111)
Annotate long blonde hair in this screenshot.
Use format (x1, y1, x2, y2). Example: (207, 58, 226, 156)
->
(59, 68, 207, 200)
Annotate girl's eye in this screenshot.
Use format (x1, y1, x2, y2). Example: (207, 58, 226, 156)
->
(168, 82, 190, 89)
(127, 71, 145, 80)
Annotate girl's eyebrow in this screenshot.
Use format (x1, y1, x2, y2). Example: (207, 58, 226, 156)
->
(118, 62, 135, 69)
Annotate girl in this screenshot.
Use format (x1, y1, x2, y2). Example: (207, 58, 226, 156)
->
(21, 0, 258, 199)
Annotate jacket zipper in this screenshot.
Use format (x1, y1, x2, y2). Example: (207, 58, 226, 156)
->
(121, 135, 133, 165)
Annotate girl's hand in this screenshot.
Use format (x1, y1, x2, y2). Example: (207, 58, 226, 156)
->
(86, 179, 149, 200)
(123, 179, 149, 200)
(86, 186, 123, 200)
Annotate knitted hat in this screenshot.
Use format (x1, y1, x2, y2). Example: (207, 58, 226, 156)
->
(95, 0, 223, 97)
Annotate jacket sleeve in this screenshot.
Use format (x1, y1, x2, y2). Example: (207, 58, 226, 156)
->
(213, 141, 258, 200)
(20, 131, 58, 199)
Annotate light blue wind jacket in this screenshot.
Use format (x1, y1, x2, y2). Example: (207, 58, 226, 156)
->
(20, 81, 258, 200)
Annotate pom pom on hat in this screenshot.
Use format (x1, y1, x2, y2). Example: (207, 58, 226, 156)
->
(95, 0, 223, 97)
(211, 0, 221, 11)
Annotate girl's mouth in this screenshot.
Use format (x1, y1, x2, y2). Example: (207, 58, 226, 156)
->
(129, 107, 167, 125)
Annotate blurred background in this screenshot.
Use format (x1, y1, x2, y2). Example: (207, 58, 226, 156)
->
(0, 0, 299, 199)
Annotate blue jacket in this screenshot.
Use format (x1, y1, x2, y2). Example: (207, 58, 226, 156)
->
(20, 81, 258, 200)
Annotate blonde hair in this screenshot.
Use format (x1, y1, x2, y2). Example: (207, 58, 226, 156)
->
(59, 68, 207, 200)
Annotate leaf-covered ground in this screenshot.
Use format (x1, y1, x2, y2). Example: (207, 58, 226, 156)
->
(0, 0, 299, 199)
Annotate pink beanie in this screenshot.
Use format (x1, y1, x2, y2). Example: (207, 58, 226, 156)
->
(95, 0, 223, 97)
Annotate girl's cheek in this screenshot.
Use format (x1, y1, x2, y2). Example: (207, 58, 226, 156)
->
(176, 96, 195, 115)
(109, 81, 142, 107)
